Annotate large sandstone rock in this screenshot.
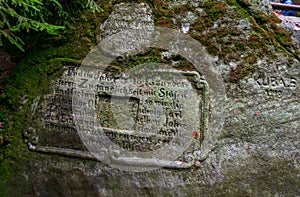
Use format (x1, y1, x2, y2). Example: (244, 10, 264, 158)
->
(2, 1, 299, 196)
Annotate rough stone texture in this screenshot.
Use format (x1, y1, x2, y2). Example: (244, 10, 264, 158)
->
(2, 0, 300, 196)
(276, 13, 300, 47)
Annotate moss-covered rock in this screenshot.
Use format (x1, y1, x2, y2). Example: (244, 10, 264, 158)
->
(0, 0, 299, 196)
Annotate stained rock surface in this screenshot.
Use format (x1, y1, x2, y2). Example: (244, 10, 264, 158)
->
(1, 1, 299, 196)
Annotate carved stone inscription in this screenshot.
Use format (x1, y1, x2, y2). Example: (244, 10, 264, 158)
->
(74, 64, 208, 168)
(34, 71, 83, 150)
(254, 74, 298, 97)
(27, 65, 209, 167)
(94, 71, 196, 152)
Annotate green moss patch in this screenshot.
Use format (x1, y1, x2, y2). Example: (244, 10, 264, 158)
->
(0, 1, 112, 190)
(204, 2, 227, 19)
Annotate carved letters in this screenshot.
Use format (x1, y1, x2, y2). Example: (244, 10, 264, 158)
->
(26, 66, 209, 168)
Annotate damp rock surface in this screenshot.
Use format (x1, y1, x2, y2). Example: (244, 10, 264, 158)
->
(1, 1, 300, 196)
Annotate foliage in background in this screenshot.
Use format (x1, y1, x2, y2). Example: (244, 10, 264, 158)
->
(0, 0, 102, 51)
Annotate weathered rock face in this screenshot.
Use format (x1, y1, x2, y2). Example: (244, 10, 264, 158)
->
(2, 0, 300, 196)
